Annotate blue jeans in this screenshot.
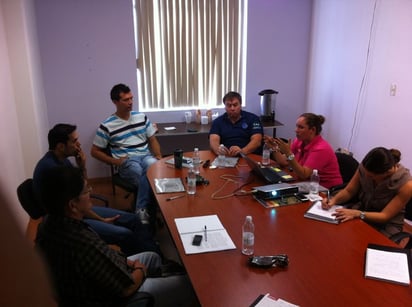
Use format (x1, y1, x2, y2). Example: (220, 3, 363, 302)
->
(118, 155, 158, 214)
(84, 207, 161, 256)
(127, 252, 197, 307)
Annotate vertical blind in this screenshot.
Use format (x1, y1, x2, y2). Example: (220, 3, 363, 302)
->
(134, 0, 247, 110)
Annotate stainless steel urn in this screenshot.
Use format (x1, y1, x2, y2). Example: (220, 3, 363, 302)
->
(259, 89, 278, 122)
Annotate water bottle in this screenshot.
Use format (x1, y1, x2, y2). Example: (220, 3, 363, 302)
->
(187, 166, 196, 195)
(218, 144, 226, 168)
(309, 169, 320, 196)
(192, 147, 200, 174)
(242, 216, 254, 255)
(262, 143, 270, 165)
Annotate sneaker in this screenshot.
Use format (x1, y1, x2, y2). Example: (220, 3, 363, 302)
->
(137, 208, 150, 225)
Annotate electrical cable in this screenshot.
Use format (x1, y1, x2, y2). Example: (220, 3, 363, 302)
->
(348, 0, 378, 150)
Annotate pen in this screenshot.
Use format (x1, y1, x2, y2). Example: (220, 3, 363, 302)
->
(204, 225, 207, 241)
(166, 194, 185, 201)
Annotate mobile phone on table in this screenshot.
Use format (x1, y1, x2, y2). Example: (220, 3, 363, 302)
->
(295, 193, 309, 202)
(192, 235, 203, 246)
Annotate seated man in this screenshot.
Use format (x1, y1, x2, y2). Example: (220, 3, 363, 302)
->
(33, 123, 160, 256)
(36, 166, 197, 307)
(91, 83, 162, 224)
(209, 91, 263, 157)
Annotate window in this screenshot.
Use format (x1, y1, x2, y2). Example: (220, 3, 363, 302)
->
(133, 0, 248, 111)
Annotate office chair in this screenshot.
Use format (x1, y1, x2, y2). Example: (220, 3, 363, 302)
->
(390, 199, 412, 249)
(105, 147, 138, 211)
(17, 178, 109, 220)
(329, 152, 359, 194)
(17, 178, 46, 220)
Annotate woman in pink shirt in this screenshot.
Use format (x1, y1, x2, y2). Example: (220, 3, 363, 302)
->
(264, 113, 342, 189)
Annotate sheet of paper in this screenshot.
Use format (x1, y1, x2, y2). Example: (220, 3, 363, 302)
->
(180, 228, 236, 254)
(174, 215, 236, 254)
(254, 293, 300, 307)
(175, 214, 224, 234)
(365, 247, 410, 285)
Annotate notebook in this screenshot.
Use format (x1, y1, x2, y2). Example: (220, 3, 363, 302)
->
(240, 152, 295, 183)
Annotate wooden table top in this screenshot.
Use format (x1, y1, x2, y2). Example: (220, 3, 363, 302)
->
(147, 151, 412, 307)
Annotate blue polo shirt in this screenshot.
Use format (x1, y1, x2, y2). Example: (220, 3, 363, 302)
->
(209, 110, 263, 154)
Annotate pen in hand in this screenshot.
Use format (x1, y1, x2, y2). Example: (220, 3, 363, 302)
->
(204, 225, 207, 241)
(166, 194, 185, 201)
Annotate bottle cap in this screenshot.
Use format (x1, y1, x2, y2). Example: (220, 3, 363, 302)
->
(246, 215, 252, 222)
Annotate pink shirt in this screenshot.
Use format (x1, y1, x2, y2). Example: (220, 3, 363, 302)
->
(291, 135, 342, 188)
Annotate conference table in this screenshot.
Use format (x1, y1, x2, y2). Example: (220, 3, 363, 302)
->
(147, 151, 412, 306)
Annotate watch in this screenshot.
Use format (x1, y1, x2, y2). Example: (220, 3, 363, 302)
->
(286, 154, 295, 161)
(360, 211, 366, 220)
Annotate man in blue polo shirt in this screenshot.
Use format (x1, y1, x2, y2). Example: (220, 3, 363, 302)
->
(209, 91, 263, 156)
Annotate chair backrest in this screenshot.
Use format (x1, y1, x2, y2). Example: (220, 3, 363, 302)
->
(335, 152, 359, 184)
(105, 146, 138, 195)
(16, 178, 46, 220)
(405, 198, 412, 221)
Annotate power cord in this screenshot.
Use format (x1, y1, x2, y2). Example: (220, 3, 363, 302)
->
(211, 174, 255, 199)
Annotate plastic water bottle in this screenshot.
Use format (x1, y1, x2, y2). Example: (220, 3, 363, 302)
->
(218, 144, 226, 168)
(262, 143, 270, 165)
(187, 166, 196, 195)
(309, 169, 320, 196)
(242, 216, 255, 255)
(192, 147, 200, 174)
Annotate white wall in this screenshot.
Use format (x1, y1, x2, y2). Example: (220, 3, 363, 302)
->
(308, 0, 412, 167)
(33, 0, 312, 178)
(0, 0, 48, 229)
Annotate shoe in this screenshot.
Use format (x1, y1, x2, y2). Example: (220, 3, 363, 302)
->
(137, 208, 150, 225)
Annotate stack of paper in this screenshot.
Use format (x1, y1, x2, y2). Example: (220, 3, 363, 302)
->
(174, 215, 236, 254)
(250, 293, 299, 307)
(154, 178, 185, 193)
(304, 201, 342, 224)
(365, 244, 411, 285)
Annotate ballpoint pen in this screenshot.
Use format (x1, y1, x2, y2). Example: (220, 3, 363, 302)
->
(166, 194, 185, 201)
(204, 225, 207, 241)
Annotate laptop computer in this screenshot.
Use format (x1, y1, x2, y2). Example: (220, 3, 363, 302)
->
(240, 152, 295, 183)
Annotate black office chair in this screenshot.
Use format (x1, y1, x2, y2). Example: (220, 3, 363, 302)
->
(17, 178, 45, 220)
(329, 152, 359, 194)
(17, 178, 109, 220)
(105, 147, 138, 211)
(390, 199, 412, 249)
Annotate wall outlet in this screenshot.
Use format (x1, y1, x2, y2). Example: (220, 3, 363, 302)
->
(390, 83, 397, 96)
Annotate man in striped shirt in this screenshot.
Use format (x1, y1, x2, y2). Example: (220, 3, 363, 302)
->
(91, 84, 162, 224)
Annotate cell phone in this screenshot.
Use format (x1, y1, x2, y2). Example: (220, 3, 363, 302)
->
(295, 193, 309, 202)
(192, 235, 203, 246)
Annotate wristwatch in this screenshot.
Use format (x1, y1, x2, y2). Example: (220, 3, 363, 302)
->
(360, 211, 366, 220)
(286, 153, 295, 161)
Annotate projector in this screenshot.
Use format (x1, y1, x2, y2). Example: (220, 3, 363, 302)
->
(253, 183, 299, 200)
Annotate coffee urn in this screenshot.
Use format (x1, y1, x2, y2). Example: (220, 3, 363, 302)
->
(259, 89, 278, 122)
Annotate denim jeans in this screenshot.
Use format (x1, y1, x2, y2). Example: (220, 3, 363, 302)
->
(127, 252, 197, 307)
(84, 207, 161, 256)
(118, 155, 158, 214)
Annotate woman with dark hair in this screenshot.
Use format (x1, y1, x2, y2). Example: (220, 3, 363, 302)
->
(322, 147, 412, 239)
(264, 113, 342, 188)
